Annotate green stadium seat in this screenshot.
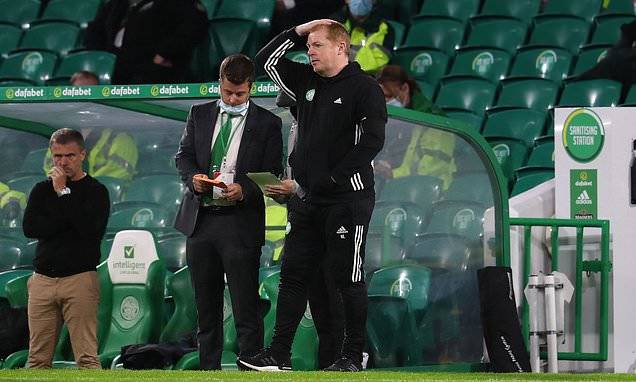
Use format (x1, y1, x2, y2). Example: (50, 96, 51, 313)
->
(136, 146, 177, 176)
(108, 202, 174, 229)
(391, 47, 449, 84)
(447, 47, 511, 82)
(571, 44, 610, 76)
(199, 0, 221, 19)
(508, 46, 573, 82)
(511, 168, 554, 196)
(0, 0, 40, 27)
(366, 265, 433, 367)
(121, 174, 184, 212)
(156, 235, 187, 272)
(527, 15, 591, 54)
(40, 0, 101, 27)
(445, 172, 494, 206)
(445, 110, 483, 132)
(525, 140, 555, 168)
(425, 200, 486, 242)
(464, 16, 528, 53)
(0, 80, 35, 86)
(558, 79, 622, 107)
(403, 16, 465, 55)
(364, 233, 405, 276)
(479, 0, 541, 23)
(215, 0, 274, 45)
(18, 21, 80, 56)
(379, 175, 443, 208)
(91, 230, 166, 368)
(0, 50, 58, 85)
(416, 80, 436, 99)
(190, 17, 258, 82)
(0, 237, 27, 272)
(623, 84, 636, 105)
(418, 0, 480, 22)
(18, 148, 46, 175)
(369, 201, 428, 248)
(52, 50, 116, 84)
(94, 176, 126, 205)
(600, 0, 635, 14)
(408, 233, 480, 271)
(435, 76, 496, 116)
(160, 267, 197, 342)
(487, 137, 530, 187)
(482, 109, 547, 145)
(495, 78, 560, 111)
(7, 174, 44, 195)
(386, 20, 405, 50)
(590, 14, 636, 45)
(0, 23, 22, 57)
(542, 0, 602, 22)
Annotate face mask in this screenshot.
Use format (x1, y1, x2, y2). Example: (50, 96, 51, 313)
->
(386, 98, 404, 108)
(219, 98, 248, 115)
(348, 0, 373, 17)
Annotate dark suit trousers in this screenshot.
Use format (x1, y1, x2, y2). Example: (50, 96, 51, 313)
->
(186, 208, 263, 370)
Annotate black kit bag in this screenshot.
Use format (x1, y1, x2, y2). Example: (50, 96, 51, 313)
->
(477, 266, 531, 372)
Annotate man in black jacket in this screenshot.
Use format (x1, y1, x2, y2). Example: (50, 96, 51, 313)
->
(84, 0, 208, 84)
(23, 128, 110, 368)
(240, 19, 386, 372)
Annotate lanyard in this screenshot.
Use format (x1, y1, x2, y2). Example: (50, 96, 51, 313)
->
(216, 112, 246, 167)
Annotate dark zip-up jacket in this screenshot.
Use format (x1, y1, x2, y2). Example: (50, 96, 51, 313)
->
(256, 28, 387, 204)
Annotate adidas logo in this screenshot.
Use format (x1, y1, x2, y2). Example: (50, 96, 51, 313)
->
(336, 226, 348, 234)
(333, 97, 342, 104)
(576, 190, 592, 205)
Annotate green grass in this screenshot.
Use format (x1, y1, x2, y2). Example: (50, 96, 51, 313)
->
(0, 370, 634, 382)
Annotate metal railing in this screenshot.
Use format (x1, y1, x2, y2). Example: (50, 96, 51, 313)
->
(509, 217, 611, 361)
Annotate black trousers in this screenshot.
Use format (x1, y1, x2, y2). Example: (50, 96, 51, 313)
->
(186, 209, 263, 370)
(270, 195, 374, 364)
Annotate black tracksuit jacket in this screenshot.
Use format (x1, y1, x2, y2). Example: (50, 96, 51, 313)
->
(255, 28, 387, 205)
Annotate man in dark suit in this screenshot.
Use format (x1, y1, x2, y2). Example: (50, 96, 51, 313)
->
(174, 54, 283, 370)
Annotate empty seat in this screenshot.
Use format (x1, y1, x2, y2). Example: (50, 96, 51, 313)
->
(425, 200, 486, 241)
(94, 176, 126, 204)
(53, 50, 116, 84)
(487, 137, 530, 186)
(435, 76, 496, 116)
(482, 109, 547, 145)
(40, 0, 101, 27)
(495, 78, 560, 110)
(558, 79, 622, 107)
(6, 175, 44, 196)
(390, 47, 449, 84)
(156, 235, 187, 273)
(107, 202, 174, 229)
(508, 46, 573, 82)
(215, 0, 274, 44)
(386, 20, 406, 50)
(159, 267, 197, 343)
(0, 0, 40, 27)
(447, 47, 511, 82)
(446, 172, 494, 206)
(542, 0, 602, 22)
(464, 17, 528, 53)
(0, 23, 22, 57)
(364, 233, 405, 275)
(418, 0, 480, 22)
(369, 201, 428, 248)
(511, 168, 554, 195)
(445, 110, 483, 132)
(18, 21, 80, 56)
(623, 84, 636, 105)
(0, 50, 57, 85)
(527, 15, 591, 54)
(571, 44, 610, 76)
(379, 175, 443, 208)
(408, 233, 479, 271)
(376, 0, 419, 25)
(121, 174, 184, 212)
(590, 14, 636, 45)
(479, 0, 541, 23)
(525, 140, 555, 168)
(403, 16, 465, 55)
(18, 148, 47, 175)
(199, 0, 221, 19)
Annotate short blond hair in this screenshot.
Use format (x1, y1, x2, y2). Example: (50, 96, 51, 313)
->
(311, 21, 350, 55)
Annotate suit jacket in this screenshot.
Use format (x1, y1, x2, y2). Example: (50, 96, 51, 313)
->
(174, 100, 283, 246)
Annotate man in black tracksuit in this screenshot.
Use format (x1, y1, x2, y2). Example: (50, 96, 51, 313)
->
(240, 19, 386, 372)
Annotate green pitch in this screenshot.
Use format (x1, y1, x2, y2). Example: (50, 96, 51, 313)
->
(0, 370, 633, 382)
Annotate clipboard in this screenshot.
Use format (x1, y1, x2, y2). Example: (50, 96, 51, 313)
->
(246, 172, 282, 192)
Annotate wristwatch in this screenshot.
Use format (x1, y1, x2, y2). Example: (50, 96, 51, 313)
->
(56, 187, 71, 197)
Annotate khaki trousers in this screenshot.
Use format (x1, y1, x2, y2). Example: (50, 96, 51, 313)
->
(27, 271, 100, 369)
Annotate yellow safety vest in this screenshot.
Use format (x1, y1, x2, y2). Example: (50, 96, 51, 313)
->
(345, 19, 391, 74)
(88, 129, 138, 181)
(392, 127, 457, 190)
(264, 197, 288, 262)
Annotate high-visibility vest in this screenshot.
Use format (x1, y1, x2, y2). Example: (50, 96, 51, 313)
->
(264, 197, 288, 262)
(88, 129, 138, 181)
(345, 19, 391, 74)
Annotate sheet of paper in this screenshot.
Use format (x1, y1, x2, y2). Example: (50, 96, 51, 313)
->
(247, 172, 282, 192)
